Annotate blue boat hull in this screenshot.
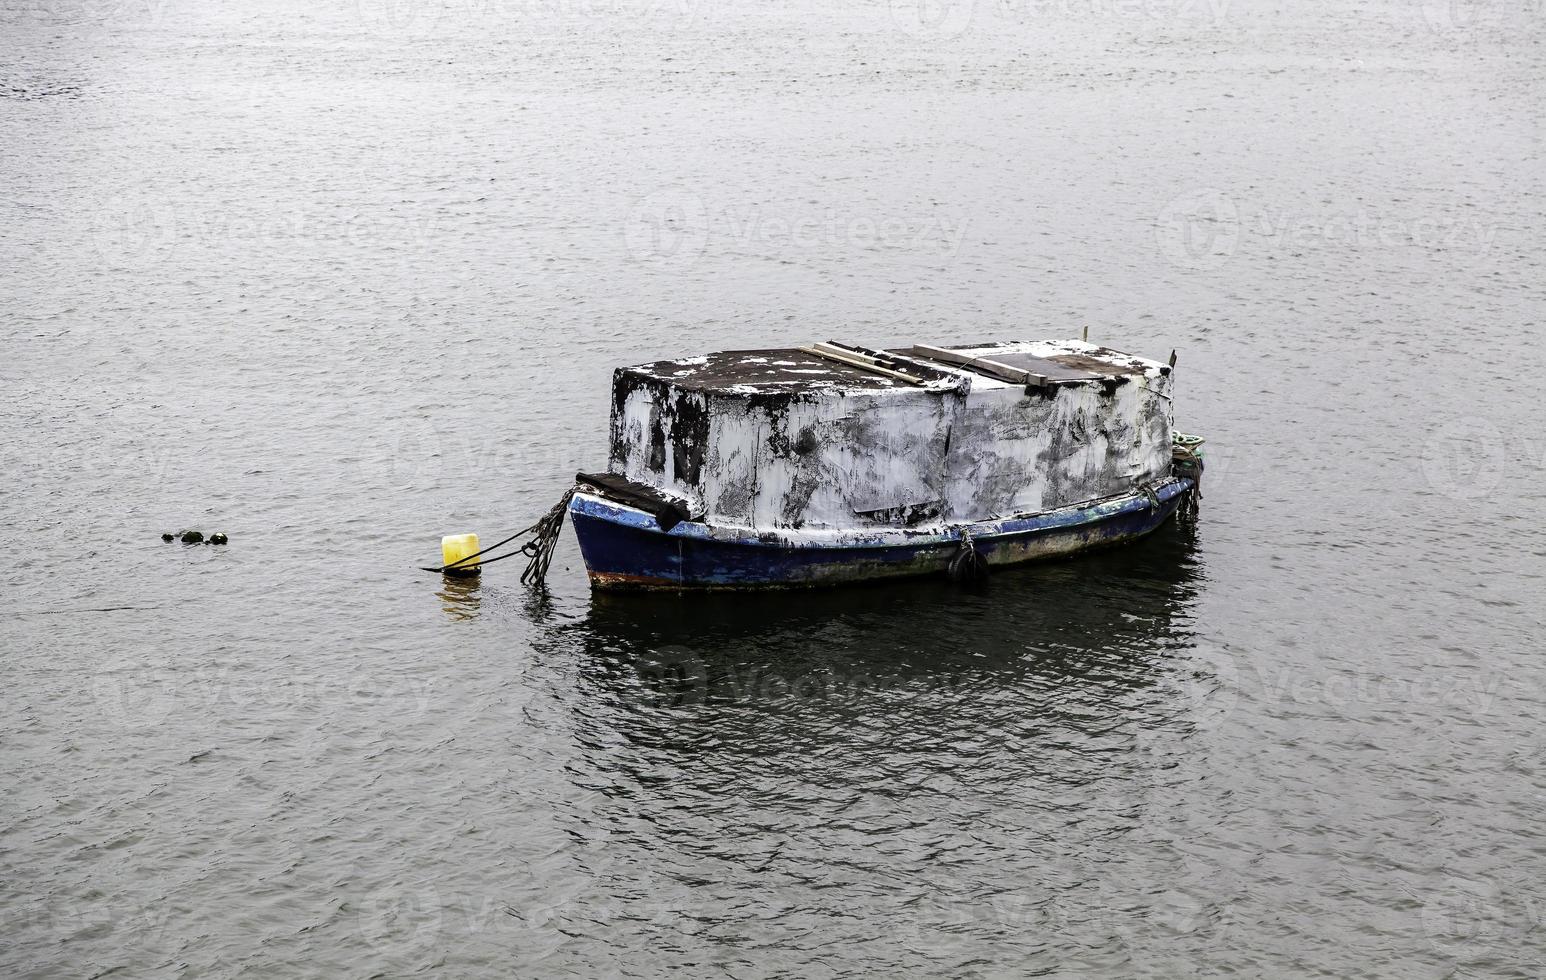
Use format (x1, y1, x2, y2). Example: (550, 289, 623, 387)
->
(570, 478, 1194, 591)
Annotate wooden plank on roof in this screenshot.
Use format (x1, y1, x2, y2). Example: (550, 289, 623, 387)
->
(799, 344, 930, 386)
(907, 344, 1048, 386)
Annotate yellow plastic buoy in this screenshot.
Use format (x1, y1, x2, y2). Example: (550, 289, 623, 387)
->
(441, 533, 482, 577)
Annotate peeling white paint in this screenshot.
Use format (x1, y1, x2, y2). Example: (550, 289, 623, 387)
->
(606, 341, 1174, 533)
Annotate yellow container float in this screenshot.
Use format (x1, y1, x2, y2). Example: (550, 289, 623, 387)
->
(440, 533, 482, 577)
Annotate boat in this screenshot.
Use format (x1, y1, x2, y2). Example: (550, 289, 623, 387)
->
(561, 339, 1203, 591)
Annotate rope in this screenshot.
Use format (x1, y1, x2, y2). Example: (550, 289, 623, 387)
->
(420, 487, 576, 589)
(518, 487, 575, 587)
(1172, 445, 1204, 495)
(1172, 438, 1205, 519)
(947, 527, 990, 585)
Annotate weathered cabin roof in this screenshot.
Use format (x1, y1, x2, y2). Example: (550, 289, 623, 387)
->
(621, 349, 920, 395)
(905, 341, 1167, 387)
(620, 340, 1167, 397)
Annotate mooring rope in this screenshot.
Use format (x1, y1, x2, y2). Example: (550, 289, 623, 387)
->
(947, 527, 990, 584)
(517, 487, 575, 587)
(1172, 439, 1205, 520)
(421, 487, 576, 589)
(1172, 445, 1204, 490)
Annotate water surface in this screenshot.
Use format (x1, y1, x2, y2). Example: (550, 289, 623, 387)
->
(3, 0, 1545, 974)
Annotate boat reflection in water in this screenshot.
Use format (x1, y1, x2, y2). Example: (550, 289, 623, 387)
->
(564, 517, 1209, 737)
(518, 521, 1225, 974)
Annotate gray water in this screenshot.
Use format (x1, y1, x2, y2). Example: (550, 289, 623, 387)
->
(4, 0, 1545, 974)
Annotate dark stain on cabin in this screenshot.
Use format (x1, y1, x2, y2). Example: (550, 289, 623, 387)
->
(794, 426, 819, 456)
(670, 392, 710, 487)
(608, 370, 634, 470)
(611, 370, 711, 487)
(647, 405, 667, 473)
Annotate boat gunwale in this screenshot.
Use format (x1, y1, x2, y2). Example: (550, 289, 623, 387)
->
(570, 477, 1193, 551)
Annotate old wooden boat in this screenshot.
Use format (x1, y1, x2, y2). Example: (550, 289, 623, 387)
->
(563, 340, 1202, 591)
